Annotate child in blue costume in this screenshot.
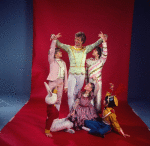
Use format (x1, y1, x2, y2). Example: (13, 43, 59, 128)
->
(82, 84, 130, 138)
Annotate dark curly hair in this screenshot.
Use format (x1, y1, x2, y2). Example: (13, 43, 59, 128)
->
(90, 82, 95, 93)
(95, 46, 102, 58)
(54, 47, 60, 58)
(105, 96, 116, 107)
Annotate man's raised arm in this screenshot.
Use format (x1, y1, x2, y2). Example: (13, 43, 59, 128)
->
(56, 40, 70, 53)
(85, 31, 106, 54)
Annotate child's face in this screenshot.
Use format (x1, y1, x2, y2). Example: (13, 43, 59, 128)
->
(55, 51, 62, 58)
(103, 100, 108, 106)
(103, 100, 106, 105)
(84, 83, 92, 92)
(92, 49, 98, 57)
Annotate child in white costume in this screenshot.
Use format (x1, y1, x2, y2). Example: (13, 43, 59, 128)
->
(44, 82, 74, 138)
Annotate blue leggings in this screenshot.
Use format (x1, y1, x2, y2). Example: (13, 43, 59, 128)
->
(84, 120, 111, 135)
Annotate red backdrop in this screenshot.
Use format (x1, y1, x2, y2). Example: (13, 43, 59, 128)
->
(31, 0, 134, 102)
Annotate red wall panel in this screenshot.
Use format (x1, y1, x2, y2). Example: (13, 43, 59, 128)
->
(32, 0, 134, 101)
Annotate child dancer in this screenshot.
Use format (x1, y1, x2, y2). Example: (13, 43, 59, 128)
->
(44, 82, 59, 137)
(82, 84, 130, 138)
(47, 34, 68, 111)
(44, 82, 74, 138)
(67, 82, 98, 130)
(85, 33, 108, 112)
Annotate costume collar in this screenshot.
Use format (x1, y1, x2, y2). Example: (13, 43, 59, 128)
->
(55, 58, 61, 61)
(72, 46, 84, 51)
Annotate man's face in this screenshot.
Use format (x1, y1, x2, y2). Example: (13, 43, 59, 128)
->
(92, 49, 98, 57)
(74, 37, 83, 47)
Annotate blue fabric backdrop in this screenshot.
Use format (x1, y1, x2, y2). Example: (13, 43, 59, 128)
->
(128, 0, 150, 128)
(0, 0, 33, 130)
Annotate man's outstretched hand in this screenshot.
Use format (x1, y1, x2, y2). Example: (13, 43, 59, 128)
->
(55, 33, 62, 39)
(50, 33, 62, 41)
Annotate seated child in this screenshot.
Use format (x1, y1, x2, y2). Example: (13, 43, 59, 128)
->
(44, 82, 74, 138)
(67, 82, 98, 130)
(82, 84, 130, 138)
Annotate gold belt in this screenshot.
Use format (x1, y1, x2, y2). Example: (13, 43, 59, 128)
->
(70, 66, 85, 67)
(69, 72, 85, 75)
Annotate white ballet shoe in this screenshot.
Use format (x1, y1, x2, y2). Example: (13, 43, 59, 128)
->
(82, 126, 90, 131)
(64, 128, 75, 134)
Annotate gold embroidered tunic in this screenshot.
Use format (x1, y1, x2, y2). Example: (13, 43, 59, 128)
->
(102, 107, 121, 132)
(56, 38, 103, 74)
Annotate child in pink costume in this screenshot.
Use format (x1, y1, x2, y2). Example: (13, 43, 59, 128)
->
(67, 82, 98, 130)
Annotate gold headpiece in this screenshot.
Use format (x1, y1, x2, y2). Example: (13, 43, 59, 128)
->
(113, 95, 118, 106)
